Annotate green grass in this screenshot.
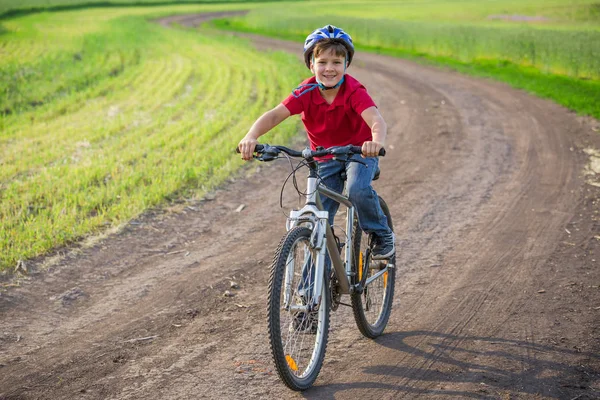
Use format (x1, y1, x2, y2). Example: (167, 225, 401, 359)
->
(241, 0, 600, 27)
(0, 5, 306, 271)
(0, 0, 288, 18)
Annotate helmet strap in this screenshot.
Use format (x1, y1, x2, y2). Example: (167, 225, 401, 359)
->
(316, 76, 345, 91)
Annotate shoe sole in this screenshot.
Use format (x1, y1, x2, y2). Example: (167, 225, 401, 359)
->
(372, 232, 395, 260)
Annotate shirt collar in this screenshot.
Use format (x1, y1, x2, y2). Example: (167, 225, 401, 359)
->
(310, 77, 347, 108)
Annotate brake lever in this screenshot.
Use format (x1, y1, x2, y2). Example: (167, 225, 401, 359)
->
(254, 144, 280, 162)
(256, 153, 278, 162)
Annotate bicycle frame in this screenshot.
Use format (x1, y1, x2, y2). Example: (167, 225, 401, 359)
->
(255, 144, 395, 390)
(284, 162, 391, 310)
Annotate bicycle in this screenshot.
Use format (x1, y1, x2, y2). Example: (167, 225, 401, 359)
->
(238, 143, 395, 391)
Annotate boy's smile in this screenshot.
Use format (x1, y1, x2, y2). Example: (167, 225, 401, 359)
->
(310, 49, 346, 88)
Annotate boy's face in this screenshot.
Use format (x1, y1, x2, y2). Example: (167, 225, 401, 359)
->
(310, 49, 346, 88)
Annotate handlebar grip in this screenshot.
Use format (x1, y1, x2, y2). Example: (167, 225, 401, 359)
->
(235, 144, 264, 153)
(350, 145, 362, 154)
(350, 146, 386, 157)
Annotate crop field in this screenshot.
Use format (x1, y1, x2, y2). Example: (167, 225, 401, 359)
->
(1, 0, 599, 272)
(0, 5, 305, 271)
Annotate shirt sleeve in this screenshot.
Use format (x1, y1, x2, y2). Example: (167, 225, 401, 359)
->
(350, 86, 377, 115)
(281, 93, 304, 116)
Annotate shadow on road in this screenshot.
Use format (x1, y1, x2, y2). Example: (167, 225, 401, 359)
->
(302, 330, 600, 399)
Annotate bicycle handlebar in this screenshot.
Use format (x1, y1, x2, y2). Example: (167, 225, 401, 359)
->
(236, 144, 385, 160)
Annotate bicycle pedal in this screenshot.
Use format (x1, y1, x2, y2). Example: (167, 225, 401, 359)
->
(351, 284, 364, 295)
(290, 313, 318, 334)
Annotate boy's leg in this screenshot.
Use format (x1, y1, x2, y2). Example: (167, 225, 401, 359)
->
(317, 159, 345, 225)
(293, 251, 317, 333)
(317, 160, 346, 272)
(346, 155, 395, 259)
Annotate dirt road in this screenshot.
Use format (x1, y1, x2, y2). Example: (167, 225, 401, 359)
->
(1, 13, 600, 399)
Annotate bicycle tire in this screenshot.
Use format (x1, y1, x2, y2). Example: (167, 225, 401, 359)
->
(350, 196, 396, 338)
(267, 226, 330, 391)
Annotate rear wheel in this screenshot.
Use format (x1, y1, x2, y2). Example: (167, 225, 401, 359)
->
(351, 196, 396, 338)
(267, 226, 330, 391)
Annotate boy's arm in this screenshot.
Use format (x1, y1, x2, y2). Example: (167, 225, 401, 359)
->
(238, 104, 291, 161)
(360, 106, 388, 157)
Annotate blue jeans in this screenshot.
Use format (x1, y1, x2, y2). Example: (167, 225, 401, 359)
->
(299, 156, 391, 298)
(318, 154, 391, 237)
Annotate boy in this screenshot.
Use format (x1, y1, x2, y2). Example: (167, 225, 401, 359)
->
(238, 25, 394, 259)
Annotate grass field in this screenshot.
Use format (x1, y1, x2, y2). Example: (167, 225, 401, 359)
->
(1, 0, 599, 272)
(0, 0, 288, 17)
(0, 5, 305, 271)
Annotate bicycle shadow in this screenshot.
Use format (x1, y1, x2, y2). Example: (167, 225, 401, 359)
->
(301, 330, 600, 399)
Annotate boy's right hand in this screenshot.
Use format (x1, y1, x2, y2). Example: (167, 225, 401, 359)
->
(238, 138, 259, 161)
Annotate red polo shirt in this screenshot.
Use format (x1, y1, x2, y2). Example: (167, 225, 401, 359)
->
(282, 74, 376, 150)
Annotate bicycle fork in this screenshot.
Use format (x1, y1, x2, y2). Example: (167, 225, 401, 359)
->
(282, 173, 332, 312)
(282, 229, 328, 313)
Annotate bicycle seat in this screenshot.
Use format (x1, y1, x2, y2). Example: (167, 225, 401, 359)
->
(340, 167, 380, 181)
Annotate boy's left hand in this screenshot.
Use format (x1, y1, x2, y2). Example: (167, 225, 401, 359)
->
(361, 141, 384, 157)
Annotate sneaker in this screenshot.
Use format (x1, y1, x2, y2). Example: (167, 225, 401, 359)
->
(371, 231, 395, 260)
(290, 312, 318, 334)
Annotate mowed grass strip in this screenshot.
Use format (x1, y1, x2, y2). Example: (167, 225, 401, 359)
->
(1, 8, 305, 271)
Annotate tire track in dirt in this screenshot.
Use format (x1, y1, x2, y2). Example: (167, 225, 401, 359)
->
(309, 54, 596, 399)
(317, 54, 580, 398)
(1, 12, 599, 400)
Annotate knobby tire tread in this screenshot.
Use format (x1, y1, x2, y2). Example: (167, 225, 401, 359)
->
(351, 196, 396, 338)
(267, 226, 330, 391)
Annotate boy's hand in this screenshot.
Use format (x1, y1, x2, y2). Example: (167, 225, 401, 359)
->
(238, 138, 259, 161)
(361, 141, 384, 157)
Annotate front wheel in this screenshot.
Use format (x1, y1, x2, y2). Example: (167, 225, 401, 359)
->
(267, 226, 330, 391)
(351, 196, 396, 338)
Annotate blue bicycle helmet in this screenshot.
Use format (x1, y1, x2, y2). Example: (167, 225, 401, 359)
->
(303, 25, 354, 69)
